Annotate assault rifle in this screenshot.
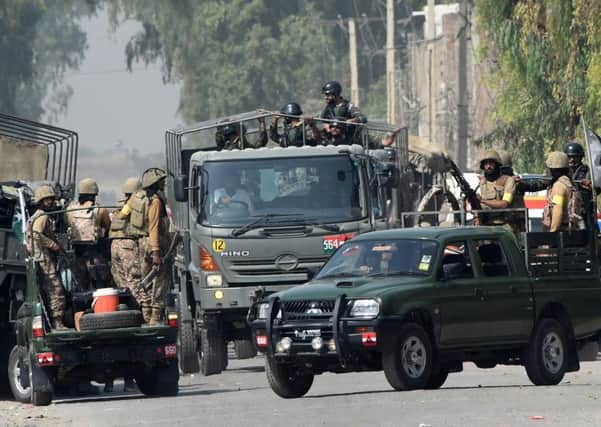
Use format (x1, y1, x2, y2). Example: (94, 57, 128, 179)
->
(446, 160, 482, 211)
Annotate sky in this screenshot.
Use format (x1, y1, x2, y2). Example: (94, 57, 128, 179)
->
(55, 10, 181, 154)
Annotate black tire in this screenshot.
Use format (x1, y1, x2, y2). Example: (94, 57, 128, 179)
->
(220, 340, 228, 371)
(234, 339, 257, 359)
(474, 360, 497, 369)
(383, 323, 433, 391)
(136, 361, 179, 397)
(178, 320, 200, 374)
(79, 310, 143, 331)
(8, 346, 30, 403)
(200, 327, 224, 376)
(425, 368, 449, 390)
(524, 318, 569, 386)
(265, 357, 314, 399)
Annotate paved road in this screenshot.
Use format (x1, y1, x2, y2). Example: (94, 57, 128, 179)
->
(4, 357, 601, 427)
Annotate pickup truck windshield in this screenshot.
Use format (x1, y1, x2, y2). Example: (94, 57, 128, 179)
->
(199, 155, 365, 227)
(317, 238, 438, 279)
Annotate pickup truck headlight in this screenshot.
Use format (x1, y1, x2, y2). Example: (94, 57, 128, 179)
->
(349, 299, 380, 319)
(256, 303, 282, 320)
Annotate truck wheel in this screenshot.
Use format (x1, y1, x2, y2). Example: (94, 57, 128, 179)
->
(79, 310, 143, 330)
(265, 357, 313, 398)
(383, 322, 433, 391)
(220, 340, 228, 371)
(425, 368, 448, 390)
(178, 320, 200, 374)
(136, 361, 179, 397)
(525, 318, 568, 386)
(200, 327, 224, 376)
(8, 346, 30, 403)
(234, 339, 257, 359)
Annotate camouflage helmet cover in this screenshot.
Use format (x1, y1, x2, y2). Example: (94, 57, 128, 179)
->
(34, 185, 56, 204)
(142, 167, 167, 189)
(546, 151, 569, 169)
(78, 178, 99, 195)
(122, 177, 142, 195)
(479, 150, 502, 169)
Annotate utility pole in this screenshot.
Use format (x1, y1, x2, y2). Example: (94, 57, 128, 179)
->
(457, 0, 469, 170)
(348, 18, 359, 106)
(427, 0, 436, 144)
(386, 0, 396, 123)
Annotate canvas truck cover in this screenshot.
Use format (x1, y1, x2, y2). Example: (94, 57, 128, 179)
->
(0, 136, 48, 181)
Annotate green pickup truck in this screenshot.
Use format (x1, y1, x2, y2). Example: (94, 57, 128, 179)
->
(249, 227, 601, 398)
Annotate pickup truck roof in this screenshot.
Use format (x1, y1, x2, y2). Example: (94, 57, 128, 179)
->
(352, 226, 511, 242)
(189, 143, 365, 163)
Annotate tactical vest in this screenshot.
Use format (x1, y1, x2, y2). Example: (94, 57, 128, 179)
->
(542, 176, 584, 231)
(25, 210, 43, 256)
(66, 201, 101, 243)
(479, 175, 510, 224)
(322, 100, 351, 119)
(109, 200, 132, 239)
(127, 190, 150, 237)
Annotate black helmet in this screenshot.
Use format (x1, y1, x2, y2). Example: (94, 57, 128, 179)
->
(322, 81, 342, 96)
(564, 141, 584, 157)
(221, 123, 238, 138)
(280, 102, 302, 116)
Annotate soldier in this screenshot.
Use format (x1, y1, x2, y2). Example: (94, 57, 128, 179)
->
(497, 150, 527, 233)
(270, 102, 322, 147)
(323, 117, 349, 145)
(65, 178, 111, 291)
(123, 168, 172, 324)
(476, 150, 520, 232)
(320, 81, 366, 124)
(565, 142, 593, 228)
(542, 151, 584, 232)
(217, 118, 267, 150)
(26, 185, 66, 329)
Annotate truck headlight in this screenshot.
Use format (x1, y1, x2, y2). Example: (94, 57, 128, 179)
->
(206, 274, 223, 287)
(349, 299, 380, 319)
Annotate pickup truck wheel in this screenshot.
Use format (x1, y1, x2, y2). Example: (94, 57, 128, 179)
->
(136, 361, 179, 397)
(425, 368, 448, 390)
(200, 327, 224, 376)
(383, 323, 433, 391)
(234, 339, 257, 359)
(525, 318, 568, 386)
(265, 357, 313, 398)
(79, 310, 143, 330)
(8, 346, 31, 403)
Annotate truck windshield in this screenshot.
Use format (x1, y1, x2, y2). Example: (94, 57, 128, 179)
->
(317, 239, 438, 279)
(199, 155, 365, 227)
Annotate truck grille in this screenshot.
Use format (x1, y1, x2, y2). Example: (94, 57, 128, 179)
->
(227, 256, 328, 280)
(283, 300, 336, 321)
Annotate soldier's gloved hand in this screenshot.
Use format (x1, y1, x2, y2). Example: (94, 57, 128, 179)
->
(152, 251, 161, 266)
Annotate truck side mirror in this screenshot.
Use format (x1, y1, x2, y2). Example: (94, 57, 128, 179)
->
(174, 175, 188, 202)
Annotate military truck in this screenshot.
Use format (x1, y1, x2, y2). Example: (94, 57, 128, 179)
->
(0, 114, 179, 404)
(165, 110, 463, 375)
(248, 227, 601, 398)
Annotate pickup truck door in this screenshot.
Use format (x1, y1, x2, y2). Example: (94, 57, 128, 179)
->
(470, 239, 533, 343)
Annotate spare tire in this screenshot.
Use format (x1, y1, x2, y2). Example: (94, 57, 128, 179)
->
(79, 310, 143, 331)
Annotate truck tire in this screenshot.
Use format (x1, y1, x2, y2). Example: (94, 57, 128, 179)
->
(178, 320, 200, 374)
(220, 340, 228, 371)
(136, 361, 179, 397)
(524, 318, 568, 386)
(200, 327, 224, 376)
(425, 368, 448, 390)
(8, 346, 30, 403)
(383, 322, 433, 391)
(234, 339, 257, 359)
(265, 357, 314, 398)
(79, 310, 143, 331)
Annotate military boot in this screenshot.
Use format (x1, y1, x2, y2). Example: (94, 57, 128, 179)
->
(141, 305, 152, 323)
(149, 307, 162, 325)
(52, 316, 67, 330)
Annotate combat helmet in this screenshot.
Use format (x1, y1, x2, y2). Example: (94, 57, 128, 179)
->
(122, 177, 142, 195)
(479, 150, 502, 169)
(546, 151, 569, 169)
(78, 178, 99, 195)
(280, 102, 303, 117)
(322, 81, 342, 96)
(34, 185, 56, 204)
(564, 141, 585, 158)
(142, 168, 167, 189)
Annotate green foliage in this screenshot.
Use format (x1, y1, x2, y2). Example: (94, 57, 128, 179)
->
(0, 1, 97, 120)
(475, 0, 601, 172)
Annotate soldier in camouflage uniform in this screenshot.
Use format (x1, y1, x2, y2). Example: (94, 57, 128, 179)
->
(26, 185, 66, 329)
(543, 151, 584, 232)
(320, 81, 366, 144)
(270, 102, 323, 147)
(565, 142, 593, 230)
(476, 150, 521, 233)
(122, 168, 172, 324)
(217, 118, 268, 150)
(65, 178, 111, 291)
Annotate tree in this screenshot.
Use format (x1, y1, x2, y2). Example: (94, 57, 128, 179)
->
(475, 0, 601, 172)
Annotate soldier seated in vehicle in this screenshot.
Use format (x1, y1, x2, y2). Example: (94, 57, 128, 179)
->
(213, 172, 254, 215)
(322, 118, 349, 146)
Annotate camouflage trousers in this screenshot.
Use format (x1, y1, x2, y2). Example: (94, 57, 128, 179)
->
(139, 236, 173, 311)
(111, 238, 148, 306)
(38, 254, 66, 320)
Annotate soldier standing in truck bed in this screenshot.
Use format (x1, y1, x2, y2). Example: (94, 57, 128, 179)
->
(269, 102, 322, 147)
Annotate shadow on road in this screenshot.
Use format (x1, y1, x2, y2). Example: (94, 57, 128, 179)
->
(223, 366, 265, 374)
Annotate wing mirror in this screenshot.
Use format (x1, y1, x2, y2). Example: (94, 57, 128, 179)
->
(174, 175, 188, 202)
(441, 262, 466, 281)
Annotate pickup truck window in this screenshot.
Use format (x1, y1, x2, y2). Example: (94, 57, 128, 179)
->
(474, 239, 510, 277)
(440, 242, 474, 279)
(317, 238, 438, 279)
